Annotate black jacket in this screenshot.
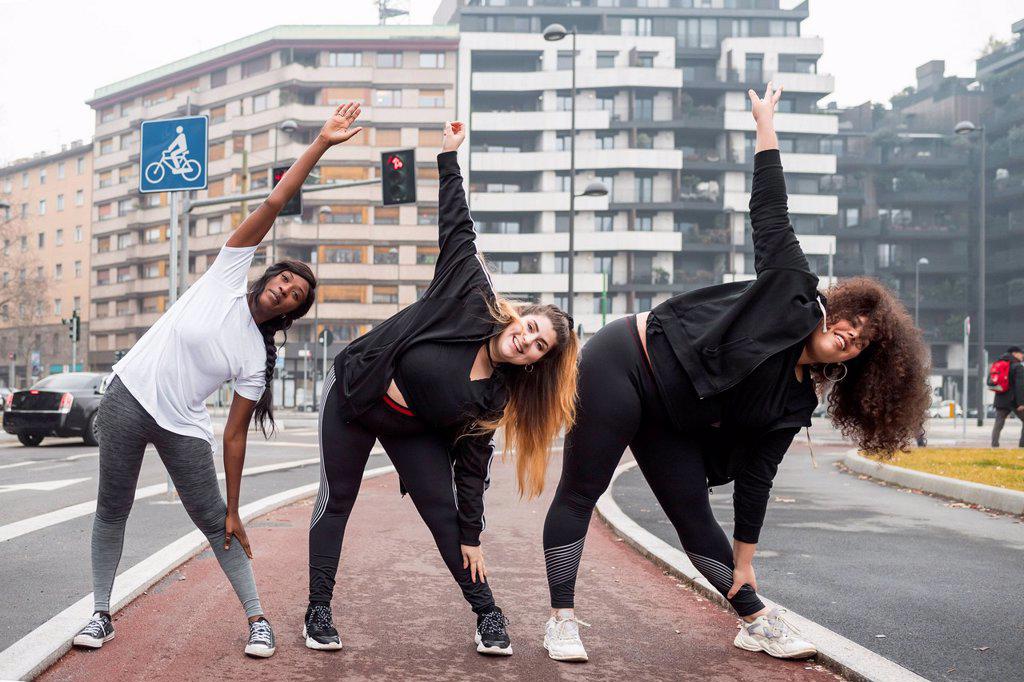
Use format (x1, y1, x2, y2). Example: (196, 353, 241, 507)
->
(993, 354, 1024, 410)
(331, 151, 502, 546)
(650, 149, 824, 402)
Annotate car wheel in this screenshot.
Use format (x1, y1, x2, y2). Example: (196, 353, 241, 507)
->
(18, 433, 44, 447)
(83, 413, 100, 447)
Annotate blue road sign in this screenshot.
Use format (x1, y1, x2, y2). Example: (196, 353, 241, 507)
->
(139, 115, 208, 193)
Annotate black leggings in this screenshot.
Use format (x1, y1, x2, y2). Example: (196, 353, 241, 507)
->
(308, 366, 495, 613)
(542, 316, 765, 617)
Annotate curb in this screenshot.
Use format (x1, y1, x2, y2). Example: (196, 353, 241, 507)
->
(0, 464, 396, 682)
(842, 450, 1024, 516)
(595, 461, 927, 682)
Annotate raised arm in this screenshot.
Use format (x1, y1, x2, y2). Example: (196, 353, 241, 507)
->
(746, 84, 810, 274)
(434, 121, 478, 276)
(226, 102, 363, 248)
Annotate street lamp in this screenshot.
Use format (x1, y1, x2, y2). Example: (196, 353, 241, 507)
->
(271, 119, 300, 263)
(954, 119, 987, 426)
(542, 22, 580, 318)
(577, 181, 610, 325)
(311, 205, 331, 409)
(914, 256, 929, 328)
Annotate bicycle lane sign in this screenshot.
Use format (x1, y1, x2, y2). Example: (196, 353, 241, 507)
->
(139, 115, 208, 193)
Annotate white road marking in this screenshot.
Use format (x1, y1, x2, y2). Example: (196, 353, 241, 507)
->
(0, 460, 37, 471)
(0, 449, 381, 543)
(0, 477, 91, 494)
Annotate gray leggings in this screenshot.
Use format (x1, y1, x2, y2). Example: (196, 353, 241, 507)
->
(91, 376, 262, 618)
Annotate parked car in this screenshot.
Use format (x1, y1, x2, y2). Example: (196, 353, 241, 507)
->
(3, 372, 108, 446)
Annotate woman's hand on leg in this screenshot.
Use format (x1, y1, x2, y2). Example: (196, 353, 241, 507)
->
(225, 510, 253, 560)
(461, 544, 487, 583)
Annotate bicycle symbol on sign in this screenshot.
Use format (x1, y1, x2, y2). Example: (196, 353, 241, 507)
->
(144, 126, 202, 184)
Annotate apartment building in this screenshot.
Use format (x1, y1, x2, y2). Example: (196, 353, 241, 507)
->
(976, 17, 1024, 350)
(436, 0, 837, 335)
(0, 142, 92, 385)
(85, 25, 458, 389)
(832, 61, 983, 395)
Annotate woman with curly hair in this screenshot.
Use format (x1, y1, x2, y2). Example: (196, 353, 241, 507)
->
(540, 83, 931, 663)
(305, 121, 578, 657)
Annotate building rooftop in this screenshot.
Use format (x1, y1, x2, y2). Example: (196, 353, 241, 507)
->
(90, 24, 460, 104)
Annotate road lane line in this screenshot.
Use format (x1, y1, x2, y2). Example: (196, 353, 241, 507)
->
(0, 478, 92, 494)
(0, 460, 38, 471)
(0, 449, 381, 543)
(0, 464, 396, 681)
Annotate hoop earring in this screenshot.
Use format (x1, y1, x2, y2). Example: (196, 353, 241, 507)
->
(823, 362, 848, 383)
(524, 363, 534, 373)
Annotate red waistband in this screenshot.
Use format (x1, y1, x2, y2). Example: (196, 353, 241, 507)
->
(382, 393, 415, 416)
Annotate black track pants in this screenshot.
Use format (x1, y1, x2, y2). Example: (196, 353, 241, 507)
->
(542, 316, 765, 617)
(308, 367, 495, 613)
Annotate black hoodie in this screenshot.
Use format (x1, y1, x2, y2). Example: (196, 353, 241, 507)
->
(993, 353, 1024, 410)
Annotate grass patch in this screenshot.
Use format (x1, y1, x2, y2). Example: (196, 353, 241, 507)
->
(865, 448, 1024, 492)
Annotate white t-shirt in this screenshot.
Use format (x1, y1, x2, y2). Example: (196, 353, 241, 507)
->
(113, 245, 267, 445)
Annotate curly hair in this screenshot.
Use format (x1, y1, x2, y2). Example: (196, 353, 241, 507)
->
(816, 277, 931, 456)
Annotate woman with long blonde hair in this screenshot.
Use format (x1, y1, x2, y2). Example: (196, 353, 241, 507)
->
(305, 121, 578, 656)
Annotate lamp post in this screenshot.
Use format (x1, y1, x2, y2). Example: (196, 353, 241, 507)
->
(543, 23, 579, 318)
(271, 118, 299, 263)
(577, 181, 610, 324)
(954, 120, 987, 426)
(914, 256, 929, 328)
(312, 205, 331, 409)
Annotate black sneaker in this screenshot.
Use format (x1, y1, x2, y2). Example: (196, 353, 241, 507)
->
(72, 612, 114, 649)
(304, 603, 343, 651)
(475, 607, 513, 656)
(245, 617, 276, 658)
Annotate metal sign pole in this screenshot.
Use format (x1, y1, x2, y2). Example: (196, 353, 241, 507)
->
(962, 316, 970, 443)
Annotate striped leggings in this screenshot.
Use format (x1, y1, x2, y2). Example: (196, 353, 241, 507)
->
(542, 316, 765, 617)
(307, 367, 495, 613)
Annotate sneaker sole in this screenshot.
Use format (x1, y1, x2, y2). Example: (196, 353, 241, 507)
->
(303, 624, 343, 651)
(72, 632, 114, 649)
(733, 631, 816, 659)
(244, 644, 276, 658)
(544, 640, 588, 662)
(475, 632, 513, 656)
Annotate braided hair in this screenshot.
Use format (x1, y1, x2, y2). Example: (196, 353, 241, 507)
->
(246, 259, 317, 437)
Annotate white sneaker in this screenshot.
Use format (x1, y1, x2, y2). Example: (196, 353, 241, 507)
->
(544, 615, 589, 662)
(733, 608, 816, 659)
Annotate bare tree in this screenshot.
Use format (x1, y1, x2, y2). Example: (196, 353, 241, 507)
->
(0, 211, 51, 383)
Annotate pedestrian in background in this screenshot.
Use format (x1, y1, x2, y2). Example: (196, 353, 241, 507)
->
(990, 345, 1024, 448)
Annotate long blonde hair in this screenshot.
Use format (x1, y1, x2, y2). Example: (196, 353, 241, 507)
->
(476, 297, 579, 498)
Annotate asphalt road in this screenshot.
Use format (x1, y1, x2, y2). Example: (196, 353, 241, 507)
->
(0, 421, 391, 653)
(613, 439, 1024, 682)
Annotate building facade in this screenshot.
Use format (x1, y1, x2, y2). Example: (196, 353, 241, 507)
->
(436, 0, 837, 334)
(0, 142, 93, 386)
(85, 25, 458, 401)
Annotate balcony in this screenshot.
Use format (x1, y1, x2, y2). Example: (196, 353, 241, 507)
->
(882, 221, 968, 239)
(471, 109, 610, 132)
(611, 105, 724, 130)
(724, 110, 838, 136)
(471, 147, 682, 173)
(491, 272, 604, 294)
(471, 191, 609, 213)
(471, 67, 681, 92)
(878, 254, 968, 273)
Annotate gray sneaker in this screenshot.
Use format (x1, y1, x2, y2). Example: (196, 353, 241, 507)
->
(245, 617, 276, 658)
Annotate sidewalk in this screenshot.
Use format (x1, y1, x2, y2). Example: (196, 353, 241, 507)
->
(40, 457, 834, 682)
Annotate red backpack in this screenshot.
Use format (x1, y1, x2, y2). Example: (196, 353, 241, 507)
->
(988, 359, 1011, 393)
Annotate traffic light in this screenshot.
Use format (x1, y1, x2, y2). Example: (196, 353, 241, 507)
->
(380, 149, 416, 206)
(317, 328, 334, 347)
(62, 310, 80, 343)
(114, 350, 127, 361)
(272, 166, 302, 217)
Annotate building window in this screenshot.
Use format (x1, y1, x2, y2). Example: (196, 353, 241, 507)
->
(22, 172, 29, 188)
(635, 174, 654, 203)
(376, 128, 402, 147)
(75, 189, 84, 206)
(375, 206, 399, 225)
(38, 199, 46, 215)
(373, 285, 398, 304)
(635, 213, 654, 231)
(57, 194, 64, 211)
(118, 198, 135, 216)
(208, 217, 223, 235)
(252, 92, 269, 113)
(39, 168, 47, 184)
(844, 208, 860, 228)
(210, 68, 228, 87)
(556, 94, 573, 111)
(597, 173, 615, 197)
(555, 134, 572, 152)
(20, 203, 28, 218)
(635, 96, 654, 121)
(418, 207, 437, 225)
(634, 53, 655, 68)
(620, 17, 652, 36)
(557, 50, 576, 70)
(74, 225, 83, 242)
(54, 299, 62, 316)
(54, 263, 63, 280)
(419, 52, 445, 69)
(73, 296, 81, 311)
(37, 232, 45, 249)
(416, 246, 439, 265)
(100, 137, 115, 154)
(597, 51, 616, 69)
(77, 156, 85, 174)
(56, 228, 64, 245)
(375, 89, 401, 107)
(327, 51, 362, 67)
(210, 105, 226, 124)
(769, 20, 799, 37)
(376, 52, 403, 68)
(74, 260, 82, 278)
(143, 226, 164, 243)
(418, 89, 445, 108)
(251, 131, 270, 151)
(596, 213, 615, 232)
(597, 132, 616, 150)
(374, 246, 399, 264)
(242, 54, 271, 78)
(57, 161, 66, 179)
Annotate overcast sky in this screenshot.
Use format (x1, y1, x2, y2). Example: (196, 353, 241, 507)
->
(1, 0, 1021, 164)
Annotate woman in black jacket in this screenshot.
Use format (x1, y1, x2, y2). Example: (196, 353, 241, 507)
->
(540, 84, 931, 663)
(305, 121, 579, 656)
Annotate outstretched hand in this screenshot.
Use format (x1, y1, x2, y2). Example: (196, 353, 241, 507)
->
(320, 101, 364, 145)
(442, 120, 466, 153)
(747, 82, 783, 125)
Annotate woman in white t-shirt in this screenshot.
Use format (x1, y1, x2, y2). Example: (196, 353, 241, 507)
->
(72, 103, 365, 658)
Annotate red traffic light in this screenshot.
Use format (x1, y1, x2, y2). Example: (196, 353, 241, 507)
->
(388, 155, 404, 171)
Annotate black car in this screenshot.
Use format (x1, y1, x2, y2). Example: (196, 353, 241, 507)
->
(3, 372, 109, 447)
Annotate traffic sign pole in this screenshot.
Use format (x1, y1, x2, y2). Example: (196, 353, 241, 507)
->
(962, 316, 970, 442)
